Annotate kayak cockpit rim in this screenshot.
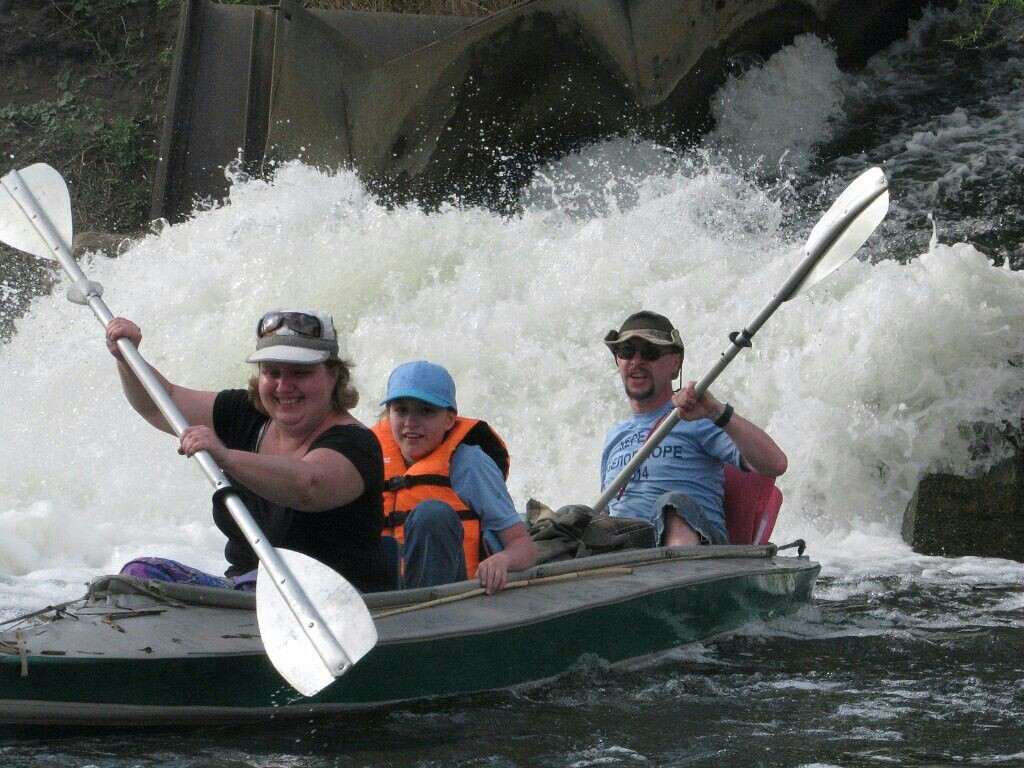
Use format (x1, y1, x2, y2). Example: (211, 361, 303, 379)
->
(0, 541, 812, 627)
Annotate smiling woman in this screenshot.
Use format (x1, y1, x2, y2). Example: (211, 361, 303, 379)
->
(105, 309, 388, 593)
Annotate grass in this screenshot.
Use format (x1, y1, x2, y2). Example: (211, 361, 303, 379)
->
(153, 0, 519, 14)
(3, 0, 179, 235)
(955, 0, 1024, 47)
(0, 91, 151, 169)
(315, 0, 515, 13)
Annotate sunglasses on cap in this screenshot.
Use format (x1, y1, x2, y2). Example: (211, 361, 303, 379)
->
(257, 311, 324, 339)
(614, 342, 670, 362)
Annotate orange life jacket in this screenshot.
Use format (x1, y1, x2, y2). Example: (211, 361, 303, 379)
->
(371, 417, 510, 578)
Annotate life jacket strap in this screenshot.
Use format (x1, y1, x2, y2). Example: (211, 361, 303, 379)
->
(385, 507, 481, 529)
(385, 473, 452, 492)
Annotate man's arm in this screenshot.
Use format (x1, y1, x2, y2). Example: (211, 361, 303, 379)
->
(718, 410, 787, 477)
(672, 381, 787, 477)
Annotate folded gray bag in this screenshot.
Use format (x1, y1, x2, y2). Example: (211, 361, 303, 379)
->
(577, 515, 657, 558)
(526, 499, 656, 563)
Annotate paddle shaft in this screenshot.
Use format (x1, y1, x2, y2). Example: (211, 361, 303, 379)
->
(592, 178, 887, 513)
(1, 168, 353, 677)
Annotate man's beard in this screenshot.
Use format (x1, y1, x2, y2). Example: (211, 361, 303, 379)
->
(623, 378, 655, 402)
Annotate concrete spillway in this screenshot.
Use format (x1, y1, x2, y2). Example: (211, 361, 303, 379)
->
(151, 0, 928, 222)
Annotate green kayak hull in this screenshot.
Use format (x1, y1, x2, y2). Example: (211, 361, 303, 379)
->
(0, 545, 818, 727)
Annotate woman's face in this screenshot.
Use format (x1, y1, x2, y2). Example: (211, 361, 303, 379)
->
(387, 398, 457, 465)
(258, 362, 337, 431)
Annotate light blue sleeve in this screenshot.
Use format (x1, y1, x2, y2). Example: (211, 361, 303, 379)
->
(450, 444, 522, 553)
(697, 421, 743, 468)
(600, 436, 611, 491)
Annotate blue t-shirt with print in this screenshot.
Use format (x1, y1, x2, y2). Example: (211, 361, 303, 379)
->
(450, 443, 522, 553)
(600, 402, 742, 540)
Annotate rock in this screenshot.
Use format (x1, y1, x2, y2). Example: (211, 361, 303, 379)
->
(902, 454, 1024, 561)
(72, 230, 122, 258)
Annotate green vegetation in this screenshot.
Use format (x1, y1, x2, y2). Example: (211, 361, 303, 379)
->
(312, 0, 512, 14)
(1, 95, 152, 170)
(3, 0, 511, 239)
(55, 0, 160, 66)
(2, 0, 179, 234)
(956, 0, 1024, 47)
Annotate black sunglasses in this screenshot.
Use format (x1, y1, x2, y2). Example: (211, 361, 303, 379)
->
(257, 311, 323, 339)
(614, 342, 667, 362)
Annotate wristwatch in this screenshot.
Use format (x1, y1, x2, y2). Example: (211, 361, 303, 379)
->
(714, 402, 733, 429)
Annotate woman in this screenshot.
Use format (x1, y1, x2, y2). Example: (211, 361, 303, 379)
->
(107, 309, 386, 593)
(371, 360, 536, 594)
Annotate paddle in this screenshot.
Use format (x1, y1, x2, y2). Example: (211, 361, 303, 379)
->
(593, 166, 890, 513)
(0, 163, 377, 697)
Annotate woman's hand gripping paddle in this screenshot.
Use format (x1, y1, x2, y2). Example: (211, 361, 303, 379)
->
(593, 167, 890, 513)
(0, 163, 377, 697)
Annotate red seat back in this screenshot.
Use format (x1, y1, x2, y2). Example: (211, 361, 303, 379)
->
(723, 463, 783, 545)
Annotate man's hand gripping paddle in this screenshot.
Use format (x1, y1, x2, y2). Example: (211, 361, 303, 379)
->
(593, 167, 890, 513)
(0, 163, 377, 696)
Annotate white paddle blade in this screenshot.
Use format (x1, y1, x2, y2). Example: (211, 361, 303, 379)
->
(789, 168, 889, 298)
(790, 190, 889, 297)
(0, 164, 73, 259)
(256, 549, 378, 697)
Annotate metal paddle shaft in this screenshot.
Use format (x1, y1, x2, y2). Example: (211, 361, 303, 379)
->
(0, 163, 376, 696)
(592, 167, 890, 512)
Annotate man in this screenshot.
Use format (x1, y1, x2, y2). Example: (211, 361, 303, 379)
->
(600, 311, 787, 546)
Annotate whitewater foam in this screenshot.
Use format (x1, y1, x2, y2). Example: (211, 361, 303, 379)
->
(2, 24, 1022, 612)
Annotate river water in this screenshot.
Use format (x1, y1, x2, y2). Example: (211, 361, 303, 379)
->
(1, 3, 1022, 766)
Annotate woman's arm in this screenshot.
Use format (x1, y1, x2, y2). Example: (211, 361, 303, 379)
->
(178, 426, 365, 511)
(106, 317, 216, 434)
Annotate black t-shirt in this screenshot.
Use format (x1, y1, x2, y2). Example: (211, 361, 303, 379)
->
(210, 389, 386, 593)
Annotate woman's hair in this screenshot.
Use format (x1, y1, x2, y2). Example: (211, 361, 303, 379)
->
(248, 358, 359, 415)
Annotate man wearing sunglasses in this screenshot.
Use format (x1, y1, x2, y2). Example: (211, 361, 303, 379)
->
(601, 311, 787, 546)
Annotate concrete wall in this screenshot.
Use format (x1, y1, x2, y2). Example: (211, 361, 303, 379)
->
(153, 0, 931, 221)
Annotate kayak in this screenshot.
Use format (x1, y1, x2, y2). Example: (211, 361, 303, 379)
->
(0, 543, 818, 728)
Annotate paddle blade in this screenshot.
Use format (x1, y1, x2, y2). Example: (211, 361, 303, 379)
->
(0, 164, 73, 259)
(787, 167, 889, 299)
(256, 549, 378, 697)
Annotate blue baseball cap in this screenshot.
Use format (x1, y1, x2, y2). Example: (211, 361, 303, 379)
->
(381, 361, 457, 410)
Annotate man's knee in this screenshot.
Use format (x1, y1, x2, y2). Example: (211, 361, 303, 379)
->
(663, 513, 702, 547)
(655, 492, 724, 546)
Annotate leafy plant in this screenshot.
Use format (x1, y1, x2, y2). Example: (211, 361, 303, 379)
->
(311, 0, 511, 13)
(0, 93, 92, 146)
(1, 93, 152, 170)
(956, 0, 1024, 47)
(98, 117, 155, 169)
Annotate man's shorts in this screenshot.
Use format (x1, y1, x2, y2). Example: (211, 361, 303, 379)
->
(654, 492, 729, 545)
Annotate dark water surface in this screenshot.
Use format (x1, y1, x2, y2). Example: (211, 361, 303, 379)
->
(3, 576, 1021, 767)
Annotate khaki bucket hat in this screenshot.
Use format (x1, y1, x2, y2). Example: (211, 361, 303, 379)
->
(603, 310, 684, 355)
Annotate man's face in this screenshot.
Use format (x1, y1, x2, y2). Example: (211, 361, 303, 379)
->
(613, 340, 682, 408)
